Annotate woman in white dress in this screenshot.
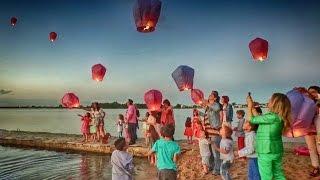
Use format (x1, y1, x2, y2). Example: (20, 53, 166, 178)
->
(91, 102, 106, 142)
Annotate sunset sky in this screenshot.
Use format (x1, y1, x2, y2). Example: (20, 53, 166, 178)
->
(0, 0, 320, 106)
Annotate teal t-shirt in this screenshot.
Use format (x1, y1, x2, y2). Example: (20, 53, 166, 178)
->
(151, 138, 181, 171)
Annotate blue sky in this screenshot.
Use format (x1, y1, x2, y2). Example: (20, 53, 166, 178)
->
(0, 0, 320, 106)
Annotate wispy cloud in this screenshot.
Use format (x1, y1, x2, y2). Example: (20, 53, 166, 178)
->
(0, 89, 13, 95)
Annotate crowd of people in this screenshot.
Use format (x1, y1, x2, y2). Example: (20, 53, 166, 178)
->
(78, 86, 320, 180)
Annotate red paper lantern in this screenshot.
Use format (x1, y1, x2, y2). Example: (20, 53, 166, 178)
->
(249, 37, 269, 61)
(49, 32, 58, 42)
(61, 93, 80, 108)
(91, 64, 107, 82)
(10, 17, 17, 26)
(144, 89, 163, 111)
(191, 89, 204, 105)
(133, 0, 162, 33)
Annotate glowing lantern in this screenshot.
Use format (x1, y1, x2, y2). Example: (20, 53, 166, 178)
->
(61, 93, 80, 108)
(10, 17, 17, 26)
(144, 89, 162, 111)
(249, 37, 269, 61)
(49, 32, 58, 42)
(283, 89, 317, 137)
(191, 89, 204, 105)
(133, 0, 162, 33)
(172, 65, 194, 91)
(91, 64, 107, 82)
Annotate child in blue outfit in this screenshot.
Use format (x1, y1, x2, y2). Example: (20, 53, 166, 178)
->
(149, 124, 181, 180)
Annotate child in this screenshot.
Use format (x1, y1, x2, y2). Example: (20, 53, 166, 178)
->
(213, 125, 234, 180)
(149, 124, 181, 180)
(184, 117, 193, 144)
(236, 121, 260, 180)
(147, 125, 160, 165)
(221, 96, 233, 126)
(192, 109, 202, 142)
(142, 112, 150, 146)
(117, 114, 124, 138)
(233, 110, 245, 153)
(111, 138, 134, 180)
(198, 130, 211, 175)
(247, 93, 291, 180)
(78, 112, 91, 142)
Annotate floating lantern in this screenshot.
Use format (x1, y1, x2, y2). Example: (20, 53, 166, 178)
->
(133, 0, 162, 33)
(10, 17, 17, 26)
(249, 37, 269, 61)
(283, 89, 317, 137)
(49, 32, 57, 42)
(191, 89, 204, 105)
(172, 65, 194, 91)
(61, 93, 80, 108)
(91, 64, 107, 82)
(144, 89, 162, 111)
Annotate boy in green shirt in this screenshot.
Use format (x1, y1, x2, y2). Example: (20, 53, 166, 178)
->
(149, 124, 181, 180)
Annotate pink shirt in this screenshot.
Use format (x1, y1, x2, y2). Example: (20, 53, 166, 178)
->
(126, 105, 137, 123)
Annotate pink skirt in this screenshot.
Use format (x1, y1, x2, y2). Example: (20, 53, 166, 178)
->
(81, 123, 90, 134)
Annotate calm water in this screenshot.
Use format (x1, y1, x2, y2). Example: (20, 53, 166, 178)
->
(0, 145, 155, 180)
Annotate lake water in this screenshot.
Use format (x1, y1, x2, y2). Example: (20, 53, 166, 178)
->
(0, 145, 155, 180)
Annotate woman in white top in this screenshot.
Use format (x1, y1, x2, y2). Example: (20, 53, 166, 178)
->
(91, 102, 106, 142)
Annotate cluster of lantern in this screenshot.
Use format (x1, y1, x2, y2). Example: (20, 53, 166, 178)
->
(283, 89, 317, 137)
(144, 89, 163, 111)
(61, 92, 80, 108)
(91, 64, 107, 82)
(249, 37, 269, 62)
(133, 0, 162, 33)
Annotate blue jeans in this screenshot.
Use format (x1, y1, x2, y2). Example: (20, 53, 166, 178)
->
(220, 160, 232, 180)
(248, 158, 261, 180)
(211, 136, 222, 174)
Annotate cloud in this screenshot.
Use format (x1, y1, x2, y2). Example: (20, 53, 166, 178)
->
(0, 89, 13, 95)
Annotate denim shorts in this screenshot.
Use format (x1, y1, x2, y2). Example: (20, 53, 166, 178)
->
(201, 156, 210, 166)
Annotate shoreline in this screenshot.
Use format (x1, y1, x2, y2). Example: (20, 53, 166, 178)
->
(0, 129, 316, 180)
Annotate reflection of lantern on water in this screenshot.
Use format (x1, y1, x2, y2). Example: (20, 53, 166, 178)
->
(10, 17, 17, 26)
(91, 64, 107, 82)
(191, 89, 204, 105)
(49, 32, 58, 42)
(61, 92, 80, 108)
(144, 89, 162, 111)
(249, 37, 269, 62)
(133, 0, 161, 33)
(172, 65, 194, 91)
(283, 89, 317, 138)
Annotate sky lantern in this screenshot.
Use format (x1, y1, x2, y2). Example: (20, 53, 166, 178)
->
(191, 89, 204, 105)
(144, 89, 162, 111)
(91, 64, 107, 82)
(249, 37, 269, 62)
(283, 89, 317, 137)
(10, 17, 17, 26)
(172, 65, 194, 91)
(133, 0, 162, 33)
(61, 93, 80, 108)
(49, 32, 58, 42)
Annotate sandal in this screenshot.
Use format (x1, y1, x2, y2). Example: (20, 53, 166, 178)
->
(310, 167, 320, 177)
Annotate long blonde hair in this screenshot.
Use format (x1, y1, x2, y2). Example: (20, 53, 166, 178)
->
(268, 93, 292, 131)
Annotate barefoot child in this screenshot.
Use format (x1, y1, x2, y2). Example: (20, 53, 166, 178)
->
(184, 117, 193, 144)
(78, 112, 91, 142)
(213, 125, 234, 180)
(142, 112, 150, 146)
(199, 131, 211, 175)
(149, 124, 181, 180)
(247, 93, 291, 180)
(236, 121, 261, 180)
(147, 125, 160, 165)
(111, 138, 134, 180)
(117, 114, 124, 138)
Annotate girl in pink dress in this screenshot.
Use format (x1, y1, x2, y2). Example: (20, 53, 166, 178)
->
(78, 112, 91, 142)
(184, 117, 193, 144)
